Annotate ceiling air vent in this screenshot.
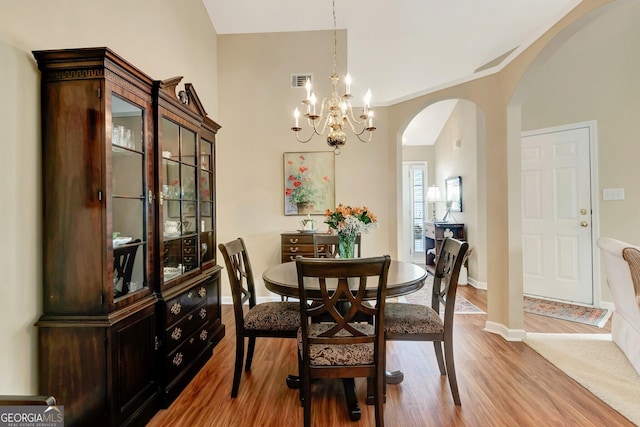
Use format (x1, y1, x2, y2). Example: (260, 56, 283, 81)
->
(291, 74, 312, 89)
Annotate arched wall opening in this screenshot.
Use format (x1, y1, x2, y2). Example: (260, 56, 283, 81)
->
(397, 99, 488, 289)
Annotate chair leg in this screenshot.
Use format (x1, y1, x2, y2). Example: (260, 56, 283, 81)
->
(245, 336, 257, 371)
(231, 335, 245, 398)
(301, 367, 312, 427)
(433, 341, 446, 376)
(443, 339, 461, 405)
(375, 371, 385, 427)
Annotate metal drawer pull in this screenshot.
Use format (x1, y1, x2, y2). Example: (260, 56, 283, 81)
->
(172, 352, 183, 366)
(170, 302, 182, 315)
(171, 327, 182, 341)
(290, 247, 299, 253)
(188, 314, 193, 321)
(289, 238, 299, 244)
(200, 329, 208, 341)
(199, 308, 207, 319)
(198, 287, 206, 298)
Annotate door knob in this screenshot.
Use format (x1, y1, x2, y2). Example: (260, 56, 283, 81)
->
(580, 209, 588, 215)
(580, 221, 589, 227)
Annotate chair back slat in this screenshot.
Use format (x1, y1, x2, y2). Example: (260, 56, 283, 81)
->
(312, 233, 362, 258)
(432, 238, 469, 324)
(219, 238, 258, 326)
(296, 256, 390, 348)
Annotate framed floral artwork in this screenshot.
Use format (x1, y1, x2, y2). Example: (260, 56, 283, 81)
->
(284, 152, 335, 216)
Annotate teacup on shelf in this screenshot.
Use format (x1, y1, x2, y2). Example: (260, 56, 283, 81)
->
(164, 220, 181, 235)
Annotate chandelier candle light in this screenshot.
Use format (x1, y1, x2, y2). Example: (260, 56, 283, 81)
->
(291, 0, 376, 154)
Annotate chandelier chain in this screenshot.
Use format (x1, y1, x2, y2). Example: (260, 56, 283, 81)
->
(289, 0, 377, 154)
(332, 0, 337, 75)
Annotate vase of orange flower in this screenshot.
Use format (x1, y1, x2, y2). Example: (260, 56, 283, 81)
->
(324, 204, 378, 258)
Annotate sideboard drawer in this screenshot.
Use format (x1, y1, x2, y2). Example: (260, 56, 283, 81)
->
(280, 232, 330, 263)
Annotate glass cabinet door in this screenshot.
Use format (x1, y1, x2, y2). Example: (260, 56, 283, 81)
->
(200, 136, 215, 265)
(111, 95, 147, 300)
(161, 117, 201, 283)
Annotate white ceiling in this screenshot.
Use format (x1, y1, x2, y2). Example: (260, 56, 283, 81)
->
(203, 0, 577, 145)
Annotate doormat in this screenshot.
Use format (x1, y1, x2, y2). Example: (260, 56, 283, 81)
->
(397, 279, 484, 314)
(523, 296, 611, 328)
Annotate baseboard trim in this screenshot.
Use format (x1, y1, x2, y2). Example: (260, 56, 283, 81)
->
(468, 277, 487, 290)
(484, 321, 526, 342)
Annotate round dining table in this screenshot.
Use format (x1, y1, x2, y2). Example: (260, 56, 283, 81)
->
(262, 259, 428, 421)
(263, 259, 427, 300)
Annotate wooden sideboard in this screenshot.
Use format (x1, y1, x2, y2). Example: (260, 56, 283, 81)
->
(425, 222, 465, 274)
(281, 232, 318, 263)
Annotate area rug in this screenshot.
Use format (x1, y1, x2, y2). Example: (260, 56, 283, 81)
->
(395, 277, 484, 314)
(525, 333, 640, 425)
(523, 296, 611, 327)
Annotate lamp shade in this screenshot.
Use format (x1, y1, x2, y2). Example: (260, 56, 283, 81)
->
(426, 185, 442, 203)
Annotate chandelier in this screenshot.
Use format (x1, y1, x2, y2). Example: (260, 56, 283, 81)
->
(290, 0, 376, 154)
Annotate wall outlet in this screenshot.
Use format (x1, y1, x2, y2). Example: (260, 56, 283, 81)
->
(602, 188, 625, 200)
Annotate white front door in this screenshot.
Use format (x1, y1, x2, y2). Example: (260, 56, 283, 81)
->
(521, 125, 593, 304)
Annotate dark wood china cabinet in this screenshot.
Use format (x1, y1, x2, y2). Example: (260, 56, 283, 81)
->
(34, 47, 224, 426)
(153, 77, 224, 406)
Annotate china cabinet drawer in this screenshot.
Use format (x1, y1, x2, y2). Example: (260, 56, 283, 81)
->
(165, 301, 208, 353)
(164, 321, 212, 381)
(165, 283, 208, 326)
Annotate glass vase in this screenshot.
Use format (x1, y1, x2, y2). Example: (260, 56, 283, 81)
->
(338, 233, 356, 259)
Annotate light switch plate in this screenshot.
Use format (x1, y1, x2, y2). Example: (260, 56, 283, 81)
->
(603, 188, 625, 200)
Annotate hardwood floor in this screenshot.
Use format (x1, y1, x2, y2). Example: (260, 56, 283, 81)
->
(147, 286, 630, 426)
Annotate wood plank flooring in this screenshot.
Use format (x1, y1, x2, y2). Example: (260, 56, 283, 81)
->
(147, 286, 631, 426)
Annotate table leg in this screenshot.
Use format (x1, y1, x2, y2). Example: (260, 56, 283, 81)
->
(342, 378, 361, 421)
(385, 370, 404, 384)
(286, 374, 301, 389)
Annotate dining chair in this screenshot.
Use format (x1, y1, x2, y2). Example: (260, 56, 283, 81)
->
(295, 255, 391, 427)
(218, 237, 300, 398)
(384, 237, 469, 405)
(312, 233, 361, 258)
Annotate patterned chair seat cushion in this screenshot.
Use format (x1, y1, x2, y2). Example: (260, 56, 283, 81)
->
(298, 323, 374, 366)
(244, 302, 300, 331)
(384, 302, 443, 334)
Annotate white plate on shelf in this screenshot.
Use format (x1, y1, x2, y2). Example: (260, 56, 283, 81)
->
(163, 267, 182, 280)
(113, 237, 133, 247)
(297, 229, 318, 234)
(163, 232, 180, 238)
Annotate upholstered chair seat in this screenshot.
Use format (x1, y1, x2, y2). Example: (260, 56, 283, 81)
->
(297, 323, 374, 366)
(244, 301, 300, 331)
(384, 303, 443, 335)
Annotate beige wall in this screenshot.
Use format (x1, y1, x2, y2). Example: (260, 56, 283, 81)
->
(521, 0, 640, 303)
(0, 0, 628, 397)
(216, 30, 394, 287)
(386, 0, 618, 334)
(0, 0, 218, 395)
(432, 100, 487, 286)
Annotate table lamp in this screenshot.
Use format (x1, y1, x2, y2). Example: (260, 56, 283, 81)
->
(426, 185, 442, 222)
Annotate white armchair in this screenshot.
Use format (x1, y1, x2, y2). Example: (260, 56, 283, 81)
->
(597, 237, 640, 375)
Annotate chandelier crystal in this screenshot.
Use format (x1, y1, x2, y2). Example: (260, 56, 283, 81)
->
(290, 0, 376, 154)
